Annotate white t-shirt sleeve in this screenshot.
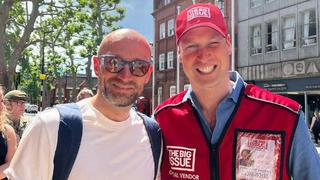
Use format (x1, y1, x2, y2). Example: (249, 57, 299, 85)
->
(5, 109, 60, 180)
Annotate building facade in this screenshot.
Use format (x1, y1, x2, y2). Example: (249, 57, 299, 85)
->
(237, 0, 320, 122)
(150, 0, 231, 112)
(53, 75, 97, 105)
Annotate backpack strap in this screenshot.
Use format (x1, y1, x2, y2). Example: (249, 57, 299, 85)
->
(52, 103, 83, 180)
(138, 112, 162, 180)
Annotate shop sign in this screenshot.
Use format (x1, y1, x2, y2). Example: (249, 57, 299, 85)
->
(263, 83, 287, 91)
(306, 84, 320, 90)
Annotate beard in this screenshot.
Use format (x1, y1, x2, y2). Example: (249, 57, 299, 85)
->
(99, 77, 141, 107)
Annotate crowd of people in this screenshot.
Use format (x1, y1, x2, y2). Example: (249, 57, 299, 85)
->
(0, 3, 320, 180)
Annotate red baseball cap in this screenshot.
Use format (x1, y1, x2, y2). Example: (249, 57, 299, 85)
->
(175, 3, 228, 44)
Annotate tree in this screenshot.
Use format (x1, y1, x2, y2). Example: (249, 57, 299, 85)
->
(0, 0, 125, 106)
(72, 0, 125, 89)
(0, 0, 40, 89)
(43, 0, 125, 102)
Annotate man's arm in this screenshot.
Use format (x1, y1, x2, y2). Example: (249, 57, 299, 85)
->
(290, 111, 320, 179)
(5, 109, 60, 180)
(0, 124, 17, 179)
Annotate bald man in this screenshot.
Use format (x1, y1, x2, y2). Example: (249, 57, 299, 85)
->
(5, 29, 160, 180)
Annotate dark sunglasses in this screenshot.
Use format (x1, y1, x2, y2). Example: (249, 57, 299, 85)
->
(98, 54, 152, 77)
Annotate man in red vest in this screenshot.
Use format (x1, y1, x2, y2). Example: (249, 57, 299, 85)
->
(154, 3, 320, 180)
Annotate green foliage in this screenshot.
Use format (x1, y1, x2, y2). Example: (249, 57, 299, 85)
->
(1, 0, 126, 103)
(19, 57, 41, 104)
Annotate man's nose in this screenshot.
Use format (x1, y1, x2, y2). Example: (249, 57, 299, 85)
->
(118, 65, 133, 79)
(196, 46, 212, 61)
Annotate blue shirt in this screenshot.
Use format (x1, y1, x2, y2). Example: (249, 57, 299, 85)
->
(182, 71, 320, 179)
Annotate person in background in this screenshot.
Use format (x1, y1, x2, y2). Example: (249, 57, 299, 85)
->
(310, 111, 320, 145)
(76, 88, 94, 102)
(154, 3, 320, 180)
(5, 28, 161, 180)
(0, 86, 17, 180)
(3, 90, 28, 142)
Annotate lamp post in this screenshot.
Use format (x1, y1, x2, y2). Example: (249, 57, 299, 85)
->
(39, 32, 45, 111)
(64, 64, 68, 103)
(231, 0, 235, 71)
(39, 30, 49, 110)
(176, 5, 181, 94)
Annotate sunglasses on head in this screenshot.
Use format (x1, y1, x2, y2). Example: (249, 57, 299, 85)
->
(98, 54, 152, 77)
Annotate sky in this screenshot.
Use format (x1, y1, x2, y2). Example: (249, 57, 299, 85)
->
(118, 0, 154, 43)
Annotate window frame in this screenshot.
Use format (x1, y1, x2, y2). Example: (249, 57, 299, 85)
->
(159, 53, 165, 71)
(265, 0, 275, 4)
(250, 24, 262, 55)
(250, 0, 263, 8)
(265, 20, 279, 52)
(167, 51, 174, 69)
(169, 85, 176, 97)
(282, 15, 296, 50)
(183, 84, 190, 91)
(157, 87, 163, 105)
(167, 19, 174, 37)
(215, 0, 225, 16)
(159, 22, 166, 40)
(301, 9, 317, 47)
(164, 0, 171, 5)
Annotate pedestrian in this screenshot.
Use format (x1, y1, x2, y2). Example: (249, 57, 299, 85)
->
(5, 29, 161, 180)
(76, 88, 94, 102)
(154, 3, 320, 180)
(0, 86, 17, 180)
(310, 111, 320, 144)
(3, 90, 28, 142)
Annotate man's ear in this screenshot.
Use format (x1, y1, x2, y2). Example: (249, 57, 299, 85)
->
(177, 48, 183, 63)
(93, 55, 100, 76)
(225, 34, 232, 55)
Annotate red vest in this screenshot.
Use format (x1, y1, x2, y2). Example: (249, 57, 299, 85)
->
(155, 84, 300, 180)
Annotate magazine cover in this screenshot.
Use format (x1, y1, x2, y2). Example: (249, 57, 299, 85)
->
(235, 131, 282, 180)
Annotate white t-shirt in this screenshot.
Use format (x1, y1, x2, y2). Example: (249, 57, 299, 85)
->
(5, 99, 156, 180)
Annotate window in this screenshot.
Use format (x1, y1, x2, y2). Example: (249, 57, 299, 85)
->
(55, 89, 64, 97)
(167, 51, 174, 69)
(169, 85, 176, 97)
(302, 10, 317, 46)
(250, 0, 262, 8)
(157, 87, 163, 105)
(215, 0, 225, 16)
(250, 25, 262, 55)
(68, 90, 73, 100)
(159, 22, 166, 39)
(266, 21, 278, 52)
(167, 19, 174, 37)
(159, 53, 165, 71)
(282, 16, 296, 49)
(266, 0, 275, 3)
(164, 0, 171, 5)
(184, 84, 190, 90)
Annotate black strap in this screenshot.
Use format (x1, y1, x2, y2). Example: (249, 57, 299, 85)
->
(52, 103, 83, 180)
(138, 112, 162, 180)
